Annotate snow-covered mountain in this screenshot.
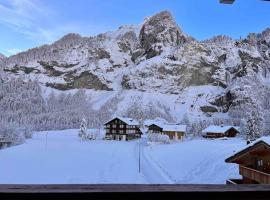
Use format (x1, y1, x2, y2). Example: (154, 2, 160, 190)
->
(0, 10, 270, 134)
(0, 53, 5, 61)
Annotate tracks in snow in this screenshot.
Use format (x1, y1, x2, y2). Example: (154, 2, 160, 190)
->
(134, 138, 175, 184)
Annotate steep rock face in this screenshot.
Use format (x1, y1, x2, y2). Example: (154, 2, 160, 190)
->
(0, 53, 6, 60)
(121, 40, 219, 93)
(139, 11, 187, 59)
(0, 53, 5, 61)
(0, 25, 140, 91)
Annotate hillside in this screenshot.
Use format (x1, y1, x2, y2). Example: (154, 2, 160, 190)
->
(0, 10, 269, 134)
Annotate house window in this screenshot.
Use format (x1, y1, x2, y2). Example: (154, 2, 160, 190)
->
(258, 159, 263, 167)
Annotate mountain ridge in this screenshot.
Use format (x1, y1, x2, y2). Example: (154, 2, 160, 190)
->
(0, 10, 269, 133)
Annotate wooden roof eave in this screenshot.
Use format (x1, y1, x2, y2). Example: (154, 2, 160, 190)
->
(149, 123, 163, 130)
(104, 117, 127, 126)
(225, 141, 270, 163)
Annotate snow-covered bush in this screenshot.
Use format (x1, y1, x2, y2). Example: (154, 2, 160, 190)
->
(22, 126, 34, 139)
(147, 132, 170, 144)
(0, 123, 25, 145)
(78, 118, 88, 140)
(246, 109, 264, 141)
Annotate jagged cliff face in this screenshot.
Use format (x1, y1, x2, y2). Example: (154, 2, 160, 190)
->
(1, 11, 270, 123)
(0, 53, 6, 62)
(1, 11, 192, 92)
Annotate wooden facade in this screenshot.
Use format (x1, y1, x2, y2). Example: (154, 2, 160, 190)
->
(163, 131, 185, 140)
(203, 127, 238, 139)
(104, 117, 142, 141)
(148, 123, 186, 140)
(226, 140, 270, 184)
(148, 124, 163, 133)
(0, 139, 12, 149)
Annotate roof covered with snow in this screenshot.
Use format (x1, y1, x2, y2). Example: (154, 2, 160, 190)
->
(162, 124, 187, 132)
(148, 121, 186, 132)
(104, 116, 139, 126)
(144, 118, 168, 126)
(202, 125, 239, 134)
(226, 136, 270, 163)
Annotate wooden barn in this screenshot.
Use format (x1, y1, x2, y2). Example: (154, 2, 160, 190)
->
(148, 123, 186, 141)
(202, 125, 239, 139)
(226, 137, 270, 184)
(104, 117, 142, 141)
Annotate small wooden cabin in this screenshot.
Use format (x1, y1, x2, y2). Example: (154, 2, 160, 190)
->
(148, 123, 186, 141)
(104, 117, 142, 141)
(0, 139, 12, 149)
(225, 137, 270, 184)
(148, 124, 163, 133)
(202, 125, 239, 139)
(220, 0, 235, 4)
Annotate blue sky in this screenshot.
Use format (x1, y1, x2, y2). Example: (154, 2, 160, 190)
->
(0, 0, 270, 56)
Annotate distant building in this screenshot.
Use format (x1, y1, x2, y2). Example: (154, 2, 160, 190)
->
(0, 137, 12, 149)
(143, 118, 168, 129)
(104, 117, 142, 141)
(220, 0, 235, 4)
(226, 137, 270, 184)
(148, 123, 186, 141)
(202, 125, 239, 139)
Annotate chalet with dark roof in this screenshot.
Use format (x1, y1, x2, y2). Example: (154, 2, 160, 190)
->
(226, 137, 270, 184)
(202, 125, 239, 139)
(104, 117, 142, 141)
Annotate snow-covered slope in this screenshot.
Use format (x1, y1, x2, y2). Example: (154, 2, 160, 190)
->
(0, 129, 245, 184)
(0, 10, 270, 133)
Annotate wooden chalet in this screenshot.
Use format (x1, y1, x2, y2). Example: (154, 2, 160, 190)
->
(0, 138, 12, 149)
(202, 125, 239, 139)
(225, 137, 270, 184)
(220, 0, 235, 4)
(104, 117, 142, 141)
(148, 123, 186, 141)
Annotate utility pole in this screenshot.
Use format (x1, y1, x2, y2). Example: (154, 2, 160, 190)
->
(138, 138, 141, 173)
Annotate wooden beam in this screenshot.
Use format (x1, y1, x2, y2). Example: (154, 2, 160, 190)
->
(0, 184, 270, 193)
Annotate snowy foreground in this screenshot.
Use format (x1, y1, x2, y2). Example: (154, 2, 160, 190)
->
(0, 129, 246, 184)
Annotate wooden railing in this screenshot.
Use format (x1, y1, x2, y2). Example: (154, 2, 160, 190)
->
(0, 184, 270, 193)
(226, 179, 243, 184)
(240, 165, 270, 184)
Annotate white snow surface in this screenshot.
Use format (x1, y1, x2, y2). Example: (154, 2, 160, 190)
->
(145, 138, 245, 184)
(0, 129, 246, 184)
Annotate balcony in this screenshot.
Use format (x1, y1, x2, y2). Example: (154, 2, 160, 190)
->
(239, 165, 270, 184)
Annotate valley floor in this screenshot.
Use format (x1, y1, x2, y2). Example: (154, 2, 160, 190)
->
(0, 129, 245, 184)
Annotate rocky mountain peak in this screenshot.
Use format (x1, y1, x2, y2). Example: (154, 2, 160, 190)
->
(139, 10, 187, 59)
(53, 33, 84, 47)
(0, 53, 6, 62)
(259, 28, 270, 43)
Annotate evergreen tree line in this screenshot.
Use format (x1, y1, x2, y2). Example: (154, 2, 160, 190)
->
(0, 78, 174, 134)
